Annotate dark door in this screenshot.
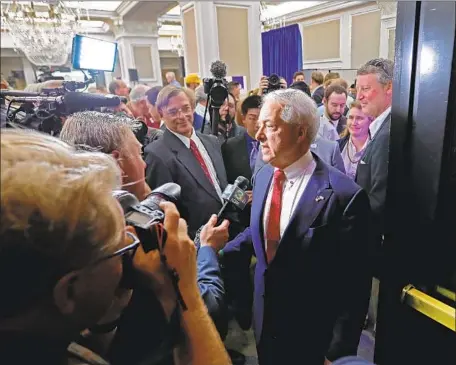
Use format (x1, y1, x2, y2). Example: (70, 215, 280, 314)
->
(375, 1, 456, 364)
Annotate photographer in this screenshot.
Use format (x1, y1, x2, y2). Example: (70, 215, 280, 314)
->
(60, 111, 230, 362)
(0, 129, 231, 365)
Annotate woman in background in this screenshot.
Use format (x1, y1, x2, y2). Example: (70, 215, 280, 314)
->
(338, 100, 373, 179)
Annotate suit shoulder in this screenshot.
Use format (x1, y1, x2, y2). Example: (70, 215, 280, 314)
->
(197, 131, 218, 144)
(327, 164, 363, 198)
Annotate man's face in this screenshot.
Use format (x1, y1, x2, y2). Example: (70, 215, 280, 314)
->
(325, 92, 347, 121)
(54, 202, 131, 329)
(188, 83, 199, 91)
(294, 74, 305, 83)
(256, 100, 302, 168)
(116, 82, 130, 97)
(242, 107, 260, 138)
(231, 85, 241, 99)
(147, 101, 161, 121)
(357, 73, 392, 118)
(166, 74, 174, 83)
(347, 107, 372, 139)
(161, 92, 194, 137)
(116, 130, 147, 200)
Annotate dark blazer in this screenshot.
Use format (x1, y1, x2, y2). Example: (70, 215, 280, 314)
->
(144, 129, 228, 238)
(312, 85, 325, 106)
(222, 133, 253, 188)
(355, 113, 391, 275)
(338, 135, 349, 151)
(223, 155, 372, 364)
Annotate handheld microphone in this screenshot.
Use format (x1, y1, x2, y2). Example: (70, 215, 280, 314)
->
(217, 176, 250, 220)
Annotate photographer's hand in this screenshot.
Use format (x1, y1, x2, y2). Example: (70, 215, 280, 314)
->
(219, 103, 228, 122)
(200, 214, 229, 252)
(257, 76, 268, 96)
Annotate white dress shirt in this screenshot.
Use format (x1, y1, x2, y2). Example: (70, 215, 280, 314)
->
(342, 137, 369, 180)
(369, 106, 391, 139)
(318, 114, 340, 141)
(167, 127, 224, 201)
(263, 150, 316, 240)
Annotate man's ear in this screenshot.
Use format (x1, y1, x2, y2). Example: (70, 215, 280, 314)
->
(53, 272, 78, 315)
(385, 80, 393, 97)
(111, 150, 121, 162)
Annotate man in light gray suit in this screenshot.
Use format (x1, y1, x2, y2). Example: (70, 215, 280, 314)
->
(254, 135, 345, 177)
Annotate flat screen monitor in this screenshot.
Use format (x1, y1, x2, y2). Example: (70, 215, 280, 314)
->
(71, 34, 117, 72)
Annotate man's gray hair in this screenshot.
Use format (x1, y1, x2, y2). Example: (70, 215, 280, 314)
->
(129, 84, 150, 103)
(60, 111, 142, 154)
(357, 58, 394, 85)
(156, 85, 196, 112)
(195, 85, 207, 104)
(263, 89, 319, 144)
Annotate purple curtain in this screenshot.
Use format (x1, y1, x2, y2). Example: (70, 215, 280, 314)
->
(261, 24, 303, 86)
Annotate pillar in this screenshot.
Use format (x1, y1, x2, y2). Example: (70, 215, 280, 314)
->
(113, 19, 163, 86)
(180, 1, 262, 90)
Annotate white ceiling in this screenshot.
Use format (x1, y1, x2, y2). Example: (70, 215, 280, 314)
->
(64, 1, 122, 12)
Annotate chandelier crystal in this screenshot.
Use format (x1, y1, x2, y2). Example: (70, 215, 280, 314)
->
(170, 35, 184, 57)
(1, 1, 83, 66)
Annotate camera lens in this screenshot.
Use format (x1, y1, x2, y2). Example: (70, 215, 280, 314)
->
(268, 74, 280, 87)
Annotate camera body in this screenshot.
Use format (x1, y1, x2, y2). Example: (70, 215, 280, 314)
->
(203, 77, 228, 108)
(113, 183, 181, 252)
(263, 73, 282, 95)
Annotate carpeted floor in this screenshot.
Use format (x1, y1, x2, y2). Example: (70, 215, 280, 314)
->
(224, 320, 376, 365)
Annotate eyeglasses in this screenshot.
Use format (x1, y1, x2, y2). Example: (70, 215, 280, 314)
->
(88, 231, 140, 268)
(166, 106, 193, 117)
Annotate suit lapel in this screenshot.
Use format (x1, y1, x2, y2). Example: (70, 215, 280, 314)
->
(361, 113, 391, 164)
(164, 130, 221, 201)
(199, 133, 228, 189)
(251, 164, 273, 264)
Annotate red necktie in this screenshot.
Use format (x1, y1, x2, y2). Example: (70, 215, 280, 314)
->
(189, 139, 213, 185)
(266, 169, 286, 263)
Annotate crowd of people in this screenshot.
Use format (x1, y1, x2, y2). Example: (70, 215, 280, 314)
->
(0, 57, 394, 365)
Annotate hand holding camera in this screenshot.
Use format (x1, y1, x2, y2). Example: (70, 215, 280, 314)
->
(258, 75, 287, 96)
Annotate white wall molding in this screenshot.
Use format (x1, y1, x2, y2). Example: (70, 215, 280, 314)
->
(379, 15, 396, 59)
(180, 4, 193, 75)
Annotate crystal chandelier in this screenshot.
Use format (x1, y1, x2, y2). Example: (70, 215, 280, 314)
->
(1, 1, 83, 66)
(171, 35, 184, 57)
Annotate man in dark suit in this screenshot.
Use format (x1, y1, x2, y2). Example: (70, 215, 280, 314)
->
(221, 89, 371, 365)
(310, 71, 325, 106)
(145, 86, 228, 239)
(355, 58, 394, 333)
(221, 95, 261, 330)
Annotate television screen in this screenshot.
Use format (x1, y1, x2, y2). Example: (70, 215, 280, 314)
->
(72, 34, 117, 72)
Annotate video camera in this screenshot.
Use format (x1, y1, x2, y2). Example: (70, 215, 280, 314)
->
(0, 34, 120, 135)
(202, 60, 230, 137)
(263, 73, 283, 95)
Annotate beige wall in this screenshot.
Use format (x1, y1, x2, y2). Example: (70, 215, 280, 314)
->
(132, 45, 154, 79)
(216, 6, 250, 85)
(351, 10, 381, 69)
(1, 56, 23, 77)
(182, 8, 199, 74)
(302, 20, 340, 61)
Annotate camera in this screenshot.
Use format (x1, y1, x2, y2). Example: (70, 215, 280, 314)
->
(203, 77, 228, 108)
(113, 183, 181, 253)
(263, 73, 283, 95)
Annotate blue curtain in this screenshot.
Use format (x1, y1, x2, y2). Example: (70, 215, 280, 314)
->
(261, 24, 303, 86)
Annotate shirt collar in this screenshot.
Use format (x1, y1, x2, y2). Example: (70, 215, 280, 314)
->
(322, 113, 340, 127)
(369, 106, 391, 139)
(276, 150, 313, 181)
(245, 132, 257, 144)
(167, 127, 196, 149)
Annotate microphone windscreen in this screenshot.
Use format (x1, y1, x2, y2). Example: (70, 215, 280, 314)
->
(210, 60, 227, 79)
(64, 92, 121, 113)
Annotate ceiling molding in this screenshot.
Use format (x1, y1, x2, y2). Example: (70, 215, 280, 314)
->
(116, 1, 139, 17)
(280, 1, 375, 24)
